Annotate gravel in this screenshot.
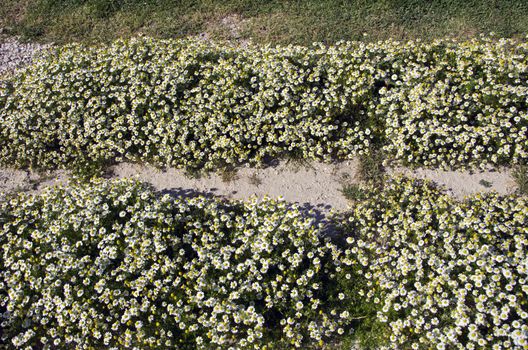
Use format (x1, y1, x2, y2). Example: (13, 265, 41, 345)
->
(0, 36, 52, 76)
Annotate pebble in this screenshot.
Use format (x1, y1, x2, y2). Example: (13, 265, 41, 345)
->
(0, 36, 52, 76)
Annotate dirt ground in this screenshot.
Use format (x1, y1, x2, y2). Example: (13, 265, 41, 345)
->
(0, 161, 517, 211)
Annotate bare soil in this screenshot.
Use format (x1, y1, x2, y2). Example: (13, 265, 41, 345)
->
(0, 161, 516, 211)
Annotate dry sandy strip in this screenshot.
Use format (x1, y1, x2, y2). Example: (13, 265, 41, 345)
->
(0, 161, 517, 212)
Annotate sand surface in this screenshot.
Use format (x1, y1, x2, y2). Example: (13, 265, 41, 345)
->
(388, 166, 517, 199)
(111, 161, 359, 213)
(0, 161, 517, 212)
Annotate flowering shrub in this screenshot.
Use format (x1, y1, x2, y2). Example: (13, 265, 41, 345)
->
(0, 38, 378, 173)
(337, 178, 528, 349)
(1, 37, 526, 173)
(377, 39, 528, 168)
(0, 179, 345, 349)
(1, 176, 527, 349)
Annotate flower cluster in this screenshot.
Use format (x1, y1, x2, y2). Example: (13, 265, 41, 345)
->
(1, 36, 526, 173)
(0, 178, 344, 349)
(1, 176, 526, 349)
(0, 38, 376, 173)
(377, 38, 528, 168)
(337, 178, 528, 349)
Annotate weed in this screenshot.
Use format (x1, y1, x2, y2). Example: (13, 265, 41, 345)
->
(248, 173, 262, 187)
(512, 164, 528, 196)
(184, 168, 203, 180)
(340, 183, 368, 202)
(358, 150, 385, 187)
(285, 150, 314, 172)
(219, 167, 239, 183)
(479, 179, 493, 188)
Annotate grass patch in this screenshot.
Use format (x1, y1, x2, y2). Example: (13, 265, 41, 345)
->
(219, 167, 239, 183)
(479, 179, 493, 188)
(340, 183, 368, 202)
(512, 165, 528, 196)
(338, 171, 370, 203)
(2, 0, 528, 44)
(357, 151, 385, 187)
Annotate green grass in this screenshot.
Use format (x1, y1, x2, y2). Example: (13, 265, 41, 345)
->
(340, 183, 368, 202)
(479, 179, 493, 188)
(2, 0, 528, 44)
(512, 165, 528, 196)
(219, 166, 239, 183)
(357, 151, 385, 187)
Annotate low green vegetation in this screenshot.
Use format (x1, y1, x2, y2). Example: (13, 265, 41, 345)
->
(1, 37, 527, 176)
(357, 150, 385, 187)
(339, 183, 368, 202)
(1, 177, 526, 348)
(512, 165, 528, 196)
(2, 0, 528, 45)
(479, 179, 493, 188)
(219, 167, 239, 183)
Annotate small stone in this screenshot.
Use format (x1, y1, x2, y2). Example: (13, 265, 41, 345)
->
(0, 37, 52, 76)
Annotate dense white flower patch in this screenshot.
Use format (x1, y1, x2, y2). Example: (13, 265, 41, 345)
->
(0, 38, 377, 172)
(0, 37, 526, 172)
(377, 38, 528, 168)
(338, 178, 528, 349)
(1, 176, 527, 349)
(0, 179, 345, 349)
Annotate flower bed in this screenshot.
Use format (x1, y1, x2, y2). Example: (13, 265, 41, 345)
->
(337, 178, 528, 349)
(0, 179, 345, 349)
(378, 39, 528, 168)
(1, 177, 527, 349)
(0, 37, 526, 173)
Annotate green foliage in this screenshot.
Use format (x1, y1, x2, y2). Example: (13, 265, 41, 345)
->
(219, 166, 239, 183)
(2, 0, 528, 44)
(339, 183, 368, 202)
(357, 150, 385, 186)
(34, 0, 127, 18)
(479, 179, 493, 188)
(513, 164, 528, 195)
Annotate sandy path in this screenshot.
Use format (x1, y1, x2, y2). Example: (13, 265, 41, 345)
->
(111, 161, 360, 212)
(0, 161, 517, 211)
(389, 166, 517, 199)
